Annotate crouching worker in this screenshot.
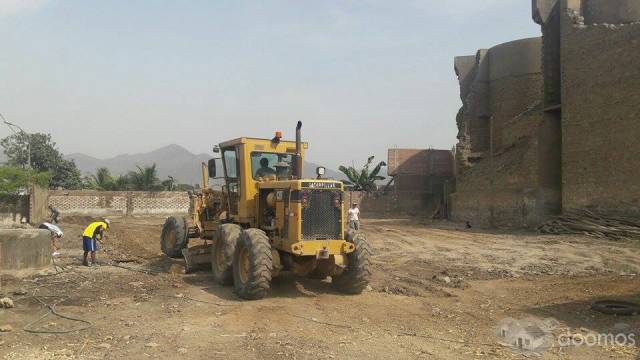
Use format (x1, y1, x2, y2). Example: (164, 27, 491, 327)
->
(39, 222, 63, 256)
(82, 219, 111, 266)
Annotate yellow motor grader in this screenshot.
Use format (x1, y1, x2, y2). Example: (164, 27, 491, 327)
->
(160, 122, 372, 300)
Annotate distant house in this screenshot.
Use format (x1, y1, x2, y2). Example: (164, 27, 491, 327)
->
(387, 148, 454, 217)
(387, 148, 454, 192)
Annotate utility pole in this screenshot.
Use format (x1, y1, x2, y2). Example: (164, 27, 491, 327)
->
(1, 113, 31, 170)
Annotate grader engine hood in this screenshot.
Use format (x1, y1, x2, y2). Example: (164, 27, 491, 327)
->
(297, 181, 343, 240)
(289, 180, 354, 257)
(258, 179, 353, 257)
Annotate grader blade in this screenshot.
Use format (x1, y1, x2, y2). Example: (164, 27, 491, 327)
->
(181, 244, 212, 273)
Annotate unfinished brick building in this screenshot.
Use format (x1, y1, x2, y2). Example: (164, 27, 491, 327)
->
(451, 0, 640, 227)
(387, 149, 454, 214)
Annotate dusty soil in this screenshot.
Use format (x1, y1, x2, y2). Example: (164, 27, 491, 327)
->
(1, 216, 640, 359)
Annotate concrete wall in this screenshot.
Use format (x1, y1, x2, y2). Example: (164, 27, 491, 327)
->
(0, 229, 51, 270)
(560, 16, 640, 215)
(48, 190, 190, 216)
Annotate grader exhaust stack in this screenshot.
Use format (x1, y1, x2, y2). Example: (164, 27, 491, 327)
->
(294, 121, 303, 179)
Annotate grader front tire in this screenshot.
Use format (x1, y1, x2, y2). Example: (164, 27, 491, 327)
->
(211, 224, 241, 286)
(332, 231, 372, 294)
(160, 216, 188, 258)
(232, 229, 272, 300)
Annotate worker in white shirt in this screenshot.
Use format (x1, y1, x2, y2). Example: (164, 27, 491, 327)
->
(348, 203, 361, 230)
(39, 222, 64, 256)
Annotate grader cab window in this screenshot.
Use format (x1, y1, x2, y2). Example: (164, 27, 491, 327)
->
(251, 152, 293, 179)
(222, 147, 240, 214)
(223, 149, 238, 178)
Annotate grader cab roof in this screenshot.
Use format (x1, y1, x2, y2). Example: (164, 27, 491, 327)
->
(219, 137, 309, 149)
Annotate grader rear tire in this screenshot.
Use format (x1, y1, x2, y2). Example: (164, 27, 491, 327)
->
(212, 224, 241, 285)
(332, 231, 372, 294)
(232, 229, 272, 300)
(160, 216, 188, 258)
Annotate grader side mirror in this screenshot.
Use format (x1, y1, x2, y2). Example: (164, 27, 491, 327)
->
(208, 158, 216, 178)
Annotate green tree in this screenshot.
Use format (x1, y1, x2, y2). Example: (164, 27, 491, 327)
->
(161, 176, 175, 191)
(50, 159, 83, 189)
(174, 183, 195, 191)
(2, 133, 58, 170)
(129, 164, 161, 191)
(0, 132, 82, 189)
(338, 156, 386, 192)
(113, 174, 132, 191)
(0, 167, 49, 193)
(81, 175, 98, 190)
(84, 169, 133, 191)
(92, 167, 115, 190)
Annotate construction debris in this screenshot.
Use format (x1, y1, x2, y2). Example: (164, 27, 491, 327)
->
(0, 325, 14, 332)
(0, 297, 14, 308)
(538, 209, 640, 240)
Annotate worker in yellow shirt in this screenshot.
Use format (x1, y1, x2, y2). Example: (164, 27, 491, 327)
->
(82, 219, 111, 266)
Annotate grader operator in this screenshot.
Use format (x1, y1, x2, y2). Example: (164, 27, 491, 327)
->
(160, 122, 371, 300)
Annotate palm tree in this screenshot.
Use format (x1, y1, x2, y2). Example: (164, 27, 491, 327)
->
(129, 164, 161, 191)
(339, 156, 386, 192)
(113, 174, 131, 191)
(92, 167, 114, 190)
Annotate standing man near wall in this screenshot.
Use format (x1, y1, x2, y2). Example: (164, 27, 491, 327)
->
(82, 219, 110, 266)
(348, 203, 361, 230)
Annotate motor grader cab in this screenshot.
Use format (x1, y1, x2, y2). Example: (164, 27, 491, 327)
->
(161, 122, 371, 300)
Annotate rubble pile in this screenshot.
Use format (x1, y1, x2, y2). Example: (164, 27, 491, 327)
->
(539, 209, 640, 240)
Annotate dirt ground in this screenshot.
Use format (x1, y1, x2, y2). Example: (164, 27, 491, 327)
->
(1, 216, 640, 359)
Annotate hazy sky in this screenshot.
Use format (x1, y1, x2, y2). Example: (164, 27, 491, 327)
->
(0, 0, 540, 170)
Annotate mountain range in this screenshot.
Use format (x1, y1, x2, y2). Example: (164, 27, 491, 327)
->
(64, 144, 343, 184)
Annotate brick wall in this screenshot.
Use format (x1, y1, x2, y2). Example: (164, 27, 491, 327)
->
(48, 190, 190, 217)
(450, 0, 640, 227)
(344, 191, 432, 216)
(561, 21, 640, 215)
(490, 75, 543, 152)
(452, 37, 553, 228)
(387, 149, 454, 177)
(452, 110, 549, 228)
